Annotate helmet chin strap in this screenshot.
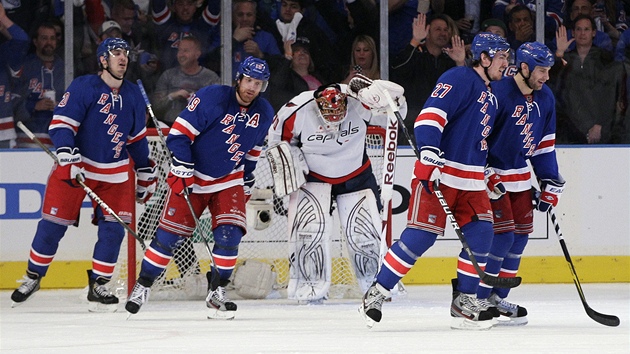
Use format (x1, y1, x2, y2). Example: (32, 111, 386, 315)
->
(106, 66, 125, 81)
(519, 68, 534, 91)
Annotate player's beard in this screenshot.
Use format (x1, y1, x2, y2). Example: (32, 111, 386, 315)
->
(237, 85, 257, 105)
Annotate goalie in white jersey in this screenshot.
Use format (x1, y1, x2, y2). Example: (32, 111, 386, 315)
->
(267, 80, 407, 303)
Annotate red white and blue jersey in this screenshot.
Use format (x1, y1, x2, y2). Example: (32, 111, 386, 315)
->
(49, 75, 151, 182)
(487, 76, 560, 192)
(167, 85, 274, 194)
(414, 66, 497, 191)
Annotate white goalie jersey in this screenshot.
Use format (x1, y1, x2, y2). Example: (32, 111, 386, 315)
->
(267, 85, 393, 182)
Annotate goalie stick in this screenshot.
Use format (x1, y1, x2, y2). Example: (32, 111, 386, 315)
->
(137, 79, 220, 290)
(16, 121, 146, 251)
(548, 206, 620, 327)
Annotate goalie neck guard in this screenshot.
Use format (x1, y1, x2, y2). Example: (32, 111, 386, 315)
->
(314, 83, 348, 132)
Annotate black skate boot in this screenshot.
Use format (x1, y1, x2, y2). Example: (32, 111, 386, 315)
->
(206, 271, 237, 320)
(11, 270, 41, 307)
(87, 270, 119, 313)
(488, 293, 528, 326)
(359, 282, 390, 328)
(451, 278, 499, 318)
(125, 277, 153, 315)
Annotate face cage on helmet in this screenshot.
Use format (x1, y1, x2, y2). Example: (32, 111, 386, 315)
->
(315, 93, 348, 130)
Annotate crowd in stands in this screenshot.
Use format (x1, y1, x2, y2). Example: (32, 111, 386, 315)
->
(0, 0, 628, 147)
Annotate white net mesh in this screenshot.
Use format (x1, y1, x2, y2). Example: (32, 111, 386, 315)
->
(112, 127, 388, 300)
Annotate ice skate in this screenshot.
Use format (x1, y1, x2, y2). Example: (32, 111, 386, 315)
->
(488, 293, 528, 326)
(125, 278, 152, 316)
(11, 271, 41, 307)
(450, 293, 494, 330)
(451, 278, 499, 318)
(206, 275, 237, 320)
(87, 270, 119, 313)
(359, 282, 390, 328)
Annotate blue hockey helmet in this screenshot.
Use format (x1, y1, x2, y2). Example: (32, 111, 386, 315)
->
(97, 37, 130, 65)
(235, 56, 271, 92)
(516, 41, 554, 71)
(471, 32, 510, 61)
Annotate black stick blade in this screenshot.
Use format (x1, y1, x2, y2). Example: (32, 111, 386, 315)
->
(482, 274, 522, 288)
(586, 306, 620, 327)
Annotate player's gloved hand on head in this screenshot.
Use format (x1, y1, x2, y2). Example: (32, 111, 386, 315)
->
(413, 146, 444, 194)
(535, 177, 565, 212)
(56, 146, 85, 187)
(484, 167, 506, 201)
(356, 79, 405, 110)
(167, 157, 194, 196)
(136, 160, 157, 204)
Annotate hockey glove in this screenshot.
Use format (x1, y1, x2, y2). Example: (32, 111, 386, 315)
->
(167, 157, 194, 196)
(244, 173, 255, 202)
(135, 160, 157, 204)
(356, 79, 405, 110)
(56, 146, 85, 187)
(413, 146, 445, 194)
(535, 177, 565, 212)
(484, 167, 506, 201)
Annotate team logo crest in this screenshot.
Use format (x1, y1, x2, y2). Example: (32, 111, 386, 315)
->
(167, 207, 176, 217)
(428, 214, 437, 224)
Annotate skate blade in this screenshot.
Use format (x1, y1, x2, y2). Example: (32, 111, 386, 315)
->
(358, 306, 376, 329)
(450, 317, 494, 330)
(88, 302, 118, 313)
(494, 316, 528, 326)
(207, 309, 235, 320)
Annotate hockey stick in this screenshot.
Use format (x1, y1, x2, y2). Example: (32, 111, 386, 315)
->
(384, 94, 522, 289)
(16, 121, 146, 251)
(137, 79, 220, 289)
(548, 206, 620, 326)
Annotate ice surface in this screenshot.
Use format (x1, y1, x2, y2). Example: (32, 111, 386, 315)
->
(1, 283, 628, 353)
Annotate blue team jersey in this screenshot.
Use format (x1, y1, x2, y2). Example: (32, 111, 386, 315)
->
(414, 66, 497, 191)
(487, 77, 560, 191)
(167, 85, 274, 193)
(50, 75, 150, 182)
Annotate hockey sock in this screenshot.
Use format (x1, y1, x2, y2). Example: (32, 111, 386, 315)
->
(494, 233, 528, 298)
(456, 221, 493, 294)
(376, 227, 436, 290)
(212, 225, 243, 280)
(477, 231, 514, 298)
(139, 229, 183, 281)
(27, 219, 68, 276)
(91, 220, 125, 279)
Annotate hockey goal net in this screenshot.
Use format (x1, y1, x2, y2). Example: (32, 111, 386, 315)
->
(112, 126, 390, 300)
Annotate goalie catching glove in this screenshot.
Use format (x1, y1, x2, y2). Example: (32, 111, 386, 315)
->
(535, 177, 565, 212)
(484, 167, 506, 201)
(135, 160, 157, 204)
(347, 74, 405, 110)
(167, 157, 194, 195)
(56, 146, 85, 187)
(413, 146, 444, 194)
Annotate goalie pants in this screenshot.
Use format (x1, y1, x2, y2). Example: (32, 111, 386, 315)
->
(376, 180, 494, 295)
(478, 190, 533, 299)
(139, 186, 247, 282)
(26, 168, 132, 280)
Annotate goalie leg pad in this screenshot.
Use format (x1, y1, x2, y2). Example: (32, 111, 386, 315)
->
(233, 260, 277, 299)
(287, 182, 333, 302)
(265, 141, 308, 197)
(337, 189, 382, 293)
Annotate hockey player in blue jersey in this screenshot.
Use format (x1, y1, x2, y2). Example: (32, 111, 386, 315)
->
(125, 56, 275, 319)
(360, 33, 511, 330)
(476, 42, 564, 326)
(11, 38, 157, 312)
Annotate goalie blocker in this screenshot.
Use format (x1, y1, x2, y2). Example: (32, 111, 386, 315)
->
(266, 141, 309, 197)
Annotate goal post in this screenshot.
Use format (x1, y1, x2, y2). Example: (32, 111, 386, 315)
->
(112, 126, 392, 300)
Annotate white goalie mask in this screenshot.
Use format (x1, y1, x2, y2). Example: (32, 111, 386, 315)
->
(314, 84, 348, 131)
